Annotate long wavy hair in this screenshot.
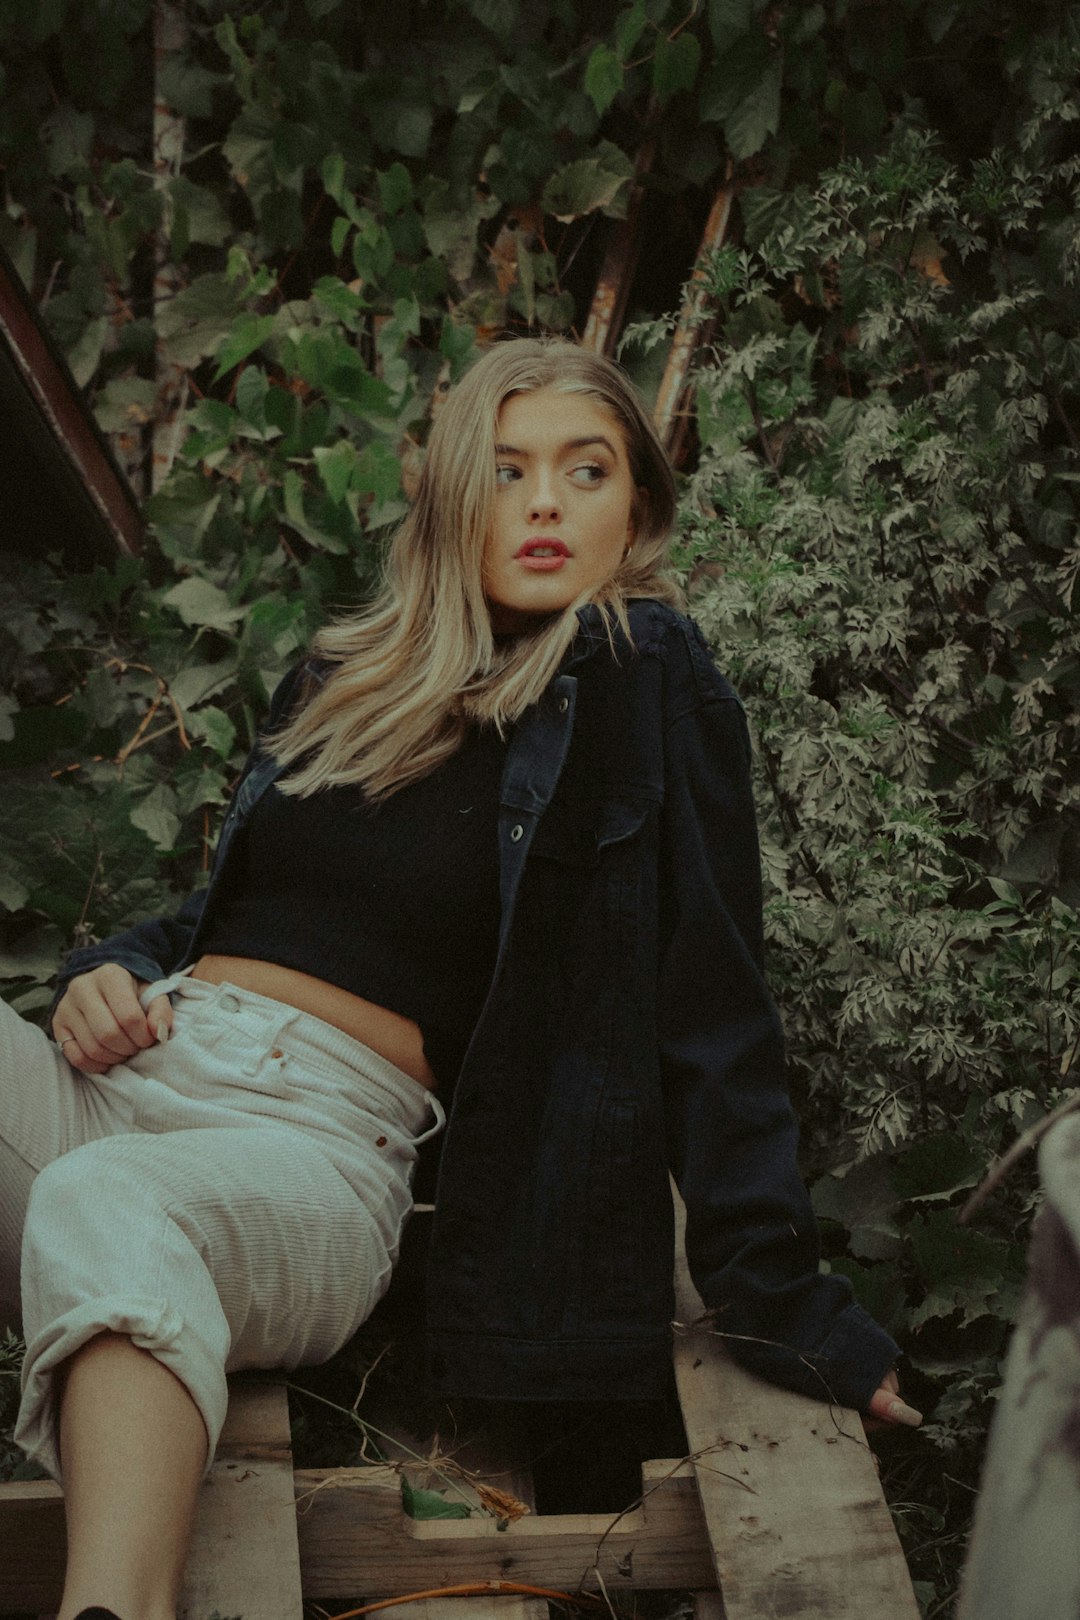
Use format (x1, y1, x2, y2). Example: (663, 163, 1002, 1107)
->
(271, 337, 682, 798)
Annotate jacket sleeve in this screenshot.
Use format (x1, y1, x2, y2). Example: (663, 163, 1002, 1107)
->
(658, 628, 899, 1413)
(50, 659, 312, 1021)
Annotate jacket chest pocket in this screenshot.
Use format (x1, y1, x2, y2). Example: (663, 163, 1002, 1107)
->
(528, 795, 655, 866)
(522, 796, 657, 1017)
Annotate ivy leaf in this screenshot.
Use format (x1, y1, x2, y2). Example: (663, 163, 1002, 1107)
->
(891, 1135, 984, 1205)
(378, 162, 414, 216)
(541, 143, 634, 222)
(421, 178, 498, 281)
(186, 706, 237, 761)
(330, 215, 352, 258)
(168, 177, 231, 248)
(0, 873, 30, 913)
(130, 784, 182, 855)
(156, 54, 226, 119)
(235, 365, 269, 431)
(168, 663, 237, 712)
(157, 273, 246, 368)
(282, 469, 350, 553)
(615, 0, 648, 61)
(400, 1478, 471, 1520)
(585, 45, 623, 117)
(0, 926, 65, 985)
(353, 441, 403, 505)
(708, 0, 755, 51)
(66, 317, 108, 388)
(162, 579, 245, 632)
(466, 0, 517, 38)
(314, 440, 360, 504)
(322, 151, 346, 205)
(909, 1210, 1023, 1296)
(652, 31, 702, 104)
(213, 313, 276, 381)
(723, 51, 782, 159)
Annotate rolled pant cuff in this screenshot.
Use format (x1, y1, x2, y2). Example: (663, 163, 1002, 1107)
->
(15, 1296, 226, 1483)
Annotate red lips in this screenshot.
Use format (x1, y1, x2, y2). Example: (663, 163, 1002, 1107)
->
(514, 539, 570, 558)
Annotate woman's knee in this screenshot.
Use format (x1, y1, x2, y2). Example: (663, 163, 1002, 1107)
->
(24, 1139, 131, 1235)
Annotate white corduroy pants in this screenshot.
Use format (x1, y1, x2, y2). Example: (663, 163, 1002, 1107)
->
(0, 971, 444, 1481)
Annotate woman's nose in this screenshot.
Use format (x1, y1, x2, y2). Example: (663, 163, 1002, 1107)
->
(527, 469, 561, 521)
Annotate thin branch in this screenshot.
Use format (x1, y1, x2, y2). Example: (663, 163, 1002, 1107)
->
(960, 1087, 1080, 1223)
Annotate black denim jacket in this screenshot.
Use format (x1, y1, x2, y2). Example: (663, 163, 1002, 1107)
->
(53, 599, 899, 1411)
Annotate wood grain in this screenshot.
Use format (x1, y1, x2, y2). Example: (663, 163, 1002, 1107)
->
(672, 1193, 920, 1620)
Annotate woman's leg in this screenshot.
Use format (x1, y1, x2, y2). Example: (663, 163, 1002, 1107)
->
(0, 997, 128, 1323)
(56, 1332, 207, 1620)
(18, 1122, 391, 1611)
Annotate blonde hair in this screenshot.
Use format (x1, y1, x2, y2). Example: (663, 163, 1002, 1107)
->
(271, 337, 682, 799)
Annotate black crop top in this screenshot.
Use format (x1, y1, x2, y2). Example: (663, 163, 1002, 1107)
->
(199, 724, 508, 1082)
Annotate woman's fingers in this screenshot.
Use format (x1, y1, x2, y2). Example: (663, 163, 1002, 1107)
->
(143, 992, 173, 1045)
(53, 1011, 114, 1075)
(867, 1382, 922, 1428)
(52, 963, 160, 1073)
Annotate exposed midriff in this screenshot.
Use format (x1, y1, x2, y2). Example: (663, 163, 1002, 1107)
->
(188, 954, 438, 1090)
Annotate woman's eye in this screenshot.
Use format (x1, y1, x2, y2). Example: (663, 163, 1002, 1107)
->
(571, 462, 606, 484)
(495, 464, 520, 486)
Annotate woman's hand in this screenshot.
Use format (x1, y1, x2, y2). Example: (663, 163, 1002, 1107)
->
(51, 963, 172, 1076)
(866, 1367, 922, 1429)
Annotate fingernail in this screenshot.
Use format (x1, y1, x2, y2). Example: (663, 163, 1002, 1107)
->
(889, 1400, 922, 1427)
(152, 1021, 169, 1045)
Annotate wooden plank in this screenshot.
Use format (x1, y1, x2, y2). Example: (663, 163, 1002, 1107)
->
(180, 1380, 303, 1620)
(0, 1478, 64, 1613)
(672, 1195, 920, 1620)
(295, 1457, 715, 1599)
(694, 1594, 727, 1620)
(368, 1411, 548, 1620)
(0, 1379, 303, 1619)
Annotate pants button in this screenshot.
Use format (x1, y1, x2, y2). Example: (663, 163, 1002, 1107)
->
(219, 992, 240, 1013)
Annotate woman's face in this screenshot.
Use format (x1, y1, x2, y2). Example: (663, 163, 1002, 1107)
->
(482, 386, 637, 634)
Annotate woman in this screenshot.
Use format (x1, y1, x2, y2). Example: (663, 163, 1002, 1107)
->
(2, 338, 918, 1620)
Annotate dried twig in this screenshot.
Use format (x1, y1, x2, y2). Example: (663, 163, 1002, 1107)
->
(960, 1089, 1080, 1224)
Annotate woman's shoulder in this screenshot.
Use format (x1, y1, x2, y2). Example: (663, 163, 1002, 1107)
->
(622, 597, 742, 707)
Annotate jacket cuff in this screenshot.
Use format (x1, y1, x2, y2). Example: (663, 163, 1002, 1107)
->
(814, 1301, 901, 1412)
(723, 1300, 899, 1414)
(49, 948, 174, 1032)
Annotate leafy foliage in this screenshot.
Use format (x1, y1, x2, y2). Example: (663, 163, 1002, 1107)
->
(2, 2, 1079, 1612)
(649, 39, 1077, 1610)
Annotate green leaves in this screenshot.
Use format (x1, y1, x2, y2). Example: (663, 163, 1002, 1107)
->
(401, 1478, 471, 1520)
(212, 313, 275, 381)
(680, 101, 1080, 1533)
(652, 31, 702, 104)
(162, 578, 245, 633)
(699, 35, 782, 159)
(585, 46, 623, 117)
(542, 142, 635, 222)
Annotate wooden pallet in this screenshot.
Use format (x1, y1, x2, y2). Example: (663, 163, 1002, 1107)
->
(0, 1200, 918, 1620)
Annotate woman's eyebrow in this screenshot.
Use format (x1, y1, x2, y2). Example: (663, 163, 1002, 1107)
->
(494, 435, 618, 456)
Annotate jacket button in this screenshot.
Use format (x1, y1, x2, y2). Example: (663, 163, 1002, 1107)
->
(558, 695, 569, 713)
(510, 823, 524, 842)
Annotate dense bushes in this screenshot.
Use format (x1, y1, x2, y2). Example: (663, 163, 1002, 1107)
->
(1, 2, 1079, 1611)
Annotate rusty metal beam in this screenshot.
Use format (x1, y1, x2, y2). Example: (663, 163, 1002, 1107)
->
(653, 178, 734, 459)
(0, 242, 142, 558)
(581, 129, 657, 358)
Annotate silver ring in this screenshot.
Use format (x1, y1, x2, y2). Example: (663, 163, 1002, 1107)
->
(59, 1036, 77, 1049)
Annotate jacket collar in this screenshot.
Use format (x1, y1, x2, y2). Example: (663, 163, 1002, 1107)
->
(560, 602, 631, 672)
